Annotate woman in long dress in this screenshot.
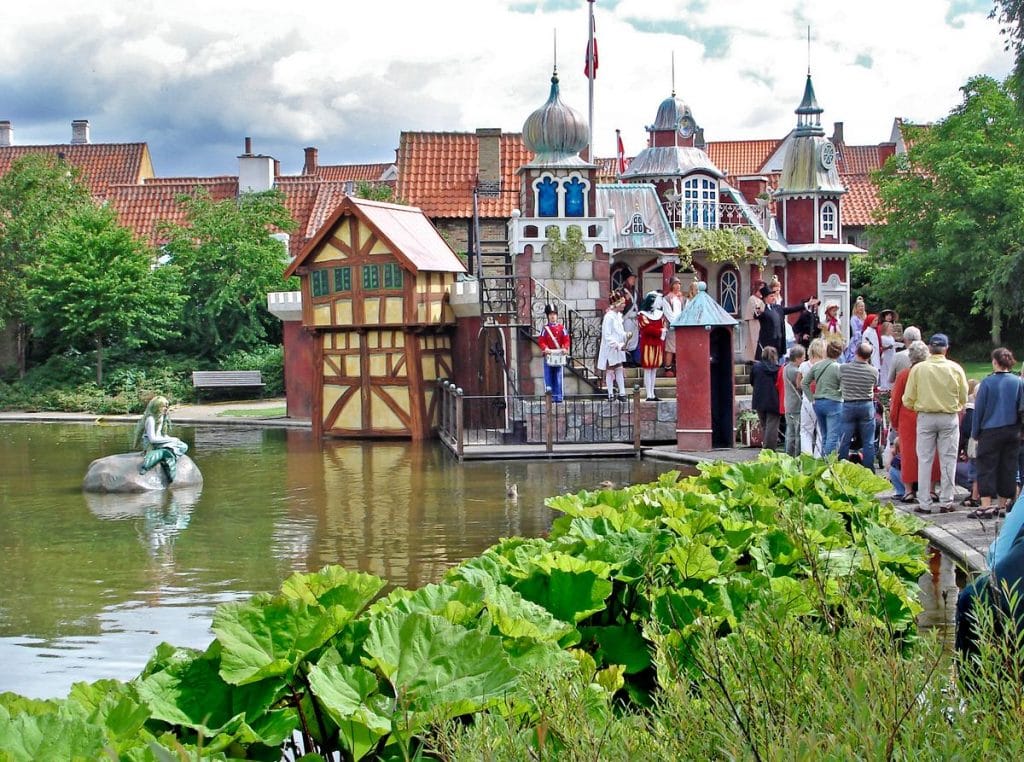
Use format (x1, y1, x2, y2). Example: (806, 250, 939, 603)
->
(844, 296, 867, 362)
(661, 278, 685, 377)
(597, 292, 628, 401)
(133, 395, 189, 481)
(742, 281, 766, 362)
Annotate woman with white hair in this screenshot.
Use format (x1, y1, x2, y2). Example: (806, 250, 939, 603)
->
(795, 337, 826, 456)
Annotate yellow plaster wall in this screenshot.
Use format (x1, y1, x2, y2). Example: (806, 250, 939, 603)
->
(384, 297, 404, 323)
(314, 242, 346, 262)
(373, 387, 409, 431)
(313, 304, 332, 326)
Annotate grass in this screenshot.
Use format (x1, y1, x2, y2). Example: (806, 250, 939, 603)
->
(215, 406, 287, 418)
(959, 360, 994, 381)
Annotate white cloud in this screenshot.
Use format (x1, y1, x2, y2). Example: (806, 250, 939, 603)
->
(0, 0, 1012, 175)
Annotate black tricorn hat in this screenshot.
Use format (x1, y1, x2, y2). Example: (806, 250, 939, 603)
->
(620, 265, 635, 278)
(543, 303, 558, 316)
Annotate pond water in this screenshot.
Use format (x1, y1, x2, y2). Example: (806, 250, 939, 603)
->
(0, 422, 671, 699)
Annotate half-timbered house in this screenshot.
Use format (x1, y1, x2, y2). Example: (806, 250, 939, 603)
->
(283, 196, 465, 439)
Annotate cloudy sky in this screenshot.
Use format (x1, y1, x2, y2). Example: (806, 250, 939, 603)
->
(0, 0, 1012, 177)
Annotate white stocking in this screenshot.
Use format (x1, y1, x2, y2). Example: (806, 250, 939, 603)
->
(615, 368, 626, 397)
(605, 369, 615, 398)
(644, 368, 656, 399)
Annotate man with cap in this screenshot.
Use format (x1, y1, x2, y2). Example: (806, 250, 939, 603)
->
(902, 333, 969, 513)
(753, 284, 811, 360)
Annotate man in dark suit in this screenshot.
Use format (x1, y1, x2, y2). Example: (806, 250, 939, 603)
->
(792, 296, 822, 348)
(755, 285, 808, 360)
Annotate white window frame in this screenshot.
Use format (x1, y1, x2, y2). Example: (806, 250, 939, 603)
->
(820, 201, 838, 239)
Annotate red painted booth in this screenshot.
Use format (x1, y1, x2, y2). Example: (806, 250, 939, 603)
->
(670, 282, 738, 451)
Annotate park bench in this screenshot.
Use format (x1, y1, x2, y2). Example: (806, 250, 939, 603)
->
(191, 370, 264, 401)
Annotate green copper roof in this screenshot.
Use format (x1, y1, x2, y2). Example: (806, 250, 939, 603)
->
(670, 282, 738, 328)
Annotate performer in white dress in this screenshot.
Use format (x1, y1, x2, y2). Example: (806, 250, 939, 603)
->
(597, 291, 629, 401)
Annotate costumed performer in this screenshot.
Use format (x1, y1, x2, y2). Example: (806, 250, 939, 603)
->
(637, 291, 667, 401)
(538, 303, 571, 403)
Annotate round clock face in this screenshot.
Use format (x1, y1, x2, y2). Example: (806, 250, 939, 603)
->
(820, 141, 836, 170)
(678, 116, 696, 139)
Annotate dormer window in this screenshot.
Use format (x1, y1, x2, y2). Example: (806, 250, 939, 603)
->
(682, 175, 718, 229)
(622, 213, 652, 236)
(821, 201, 837, 239)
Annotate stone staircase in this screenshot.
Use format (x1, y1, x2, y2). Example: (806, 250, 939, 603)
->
(595, 361, 754, 399)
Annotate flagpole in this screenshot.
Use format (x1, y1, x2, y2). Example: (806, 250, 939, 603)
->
(587, 0, 595, 163)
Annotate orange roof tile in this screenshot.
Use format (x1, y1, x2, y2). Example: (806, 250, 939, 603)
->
(839, 174, 880, 227)
(835, 144, 891, 175)
(107, 179, 239, 246)
(315, 163, 394, 183)
(0, 142, 154, 196)
(705, 139, 782, 177)
(396, 131, 532, 218)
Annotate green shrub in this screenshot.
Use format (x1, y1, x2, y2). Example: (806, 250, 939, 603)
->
(219, 344, 285, 396)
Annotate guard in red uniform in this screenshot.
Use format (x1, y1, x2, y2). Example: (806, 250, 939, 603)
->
(538, 304, 571, 402)
(637, 291, 666, 401)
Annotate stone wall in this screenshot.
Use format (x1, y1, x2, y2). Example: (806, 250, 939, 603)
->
(519, 397, 676, 444)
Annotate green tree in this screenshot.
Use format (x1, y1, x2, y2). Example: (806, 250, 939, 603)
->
(0, 154, 92, 375)
(26, 203, 183, 384)
(993, 0, 1024, 104)
(354, 181, 395, 202)
(869, 75, 1024, 346)
(160, 189, 297, 360)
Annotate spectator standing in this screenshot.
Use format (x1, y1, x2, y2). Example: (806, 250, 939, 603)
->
(804, 339, 844, 456)
(902, 333, 969, 514)
(783, 345, 806, 457)
(888, 326, 922, 386)
(796, 338, 826, 456)
(889, 341, 938, 504)
(838, 342, 880, 469)
(968, 348, 1023, 518)
(752, 346, 782, 450)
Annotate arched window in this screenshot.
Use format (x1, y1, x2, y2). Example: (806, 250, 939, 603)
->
(563, 177, 586, 217)
(719, 268, 739, 315)
(682, 175, 718, 229)
(821, 201, 838, 239)
(537, 177, 558, 217)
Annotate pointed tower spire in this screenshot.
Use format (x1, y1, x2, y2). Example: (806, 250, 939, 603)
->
(794, 74, 824, 136)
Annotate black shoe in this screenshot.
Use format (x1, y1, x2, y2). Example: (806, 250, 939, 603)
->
(645, 396, 661, 402)
(617, 395, 630, 402)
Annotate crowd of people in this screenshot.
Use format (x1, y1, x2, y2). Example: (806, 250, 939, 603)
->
(744, 282, 1024, 518)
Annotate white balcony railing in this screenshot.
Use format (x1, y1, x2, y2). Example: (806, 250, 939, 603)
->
(664, 201, 769, 231)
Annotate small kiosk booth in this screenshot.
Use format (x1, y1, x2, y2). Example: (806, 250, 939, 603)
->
(671, 283, 738, 451)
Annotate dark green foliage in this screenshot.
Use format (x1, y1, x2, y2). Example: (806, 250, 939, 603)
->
(219, 345, 285, 396)
(865, 75, 1024, 347)
(160, 189, 297, 361)
(26, 203, 183, 385)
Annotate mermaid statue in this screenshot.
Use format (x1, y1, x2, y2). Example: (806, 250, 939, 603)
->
(133, 396, 189, 481)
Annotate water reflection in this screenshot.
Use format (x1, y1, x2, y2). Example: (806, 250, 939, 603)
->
(0, 422, 667, 698)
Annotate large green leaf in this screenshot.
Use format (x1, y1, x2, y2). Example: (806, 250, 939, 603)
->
(665, 540, 721, 582)
(66, 679, 150, 752)
(514, 558, 613, 624)
(280, 566, 385, 614)
(484, 583, 575, 643)
(133, 644, 292, 746)
(213, 592, 356, 685)
(0, 703, 106, 762)
(578, 624, 652, 674)
(307, 662, 390, 761)
(363, 610, 519, 724)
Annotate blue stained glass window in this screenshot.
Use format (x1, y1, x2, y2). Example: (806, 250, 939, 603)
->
(564, 177, 585, 217)
(537, 177, 558, 217)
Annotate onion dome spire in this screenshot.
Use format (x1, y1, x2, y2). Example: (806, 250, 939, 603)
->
(522, 68, 589, 161)
(794, 73, 824, 136)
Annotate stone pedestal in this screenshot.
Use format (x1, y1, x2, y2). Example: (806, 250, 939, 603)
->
(83, 453, 203, 493)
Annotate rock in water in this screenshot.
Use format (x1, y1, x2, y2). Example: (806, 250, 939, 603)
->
(83, 452, 203, 493)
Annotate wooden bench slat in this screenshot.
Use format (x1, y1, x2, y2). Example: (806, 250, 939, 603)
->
(191, 370, 264, 388)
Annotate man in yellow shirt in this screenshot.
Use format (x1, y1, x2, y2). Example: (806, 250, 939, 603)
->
(902, 333, 969, 513)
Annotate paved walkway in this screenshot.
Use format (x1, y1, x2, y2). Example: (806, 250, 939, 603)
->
(0, 404, 992, 574)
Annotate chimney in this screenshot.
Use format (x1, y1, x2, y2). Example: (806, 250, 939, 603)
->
(476, 127, 501, 196)
(0, 120, 11, 147)
(71, 119, 90, 144)
(238, 137, 274, 193)
(303, 146, 318, 175)
(831, 121, 844, 145)
(273, 159, 281, 178)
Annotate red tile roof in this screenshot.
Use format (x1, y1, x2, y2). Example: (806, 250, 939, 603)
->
(108, 178, 239, 246)
(705, 139, 782, 177)
(315, 163, 394, 183)
(840, 174, 881, 227)
(396, 131, 532, 218)
(0, 143, 154, 196)
(836, 144, 889, 175)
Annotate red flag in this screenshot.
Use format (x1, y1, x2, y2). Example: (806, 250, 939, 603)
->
(584, 11, 598, 78)
(616, 130, 626, 175)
